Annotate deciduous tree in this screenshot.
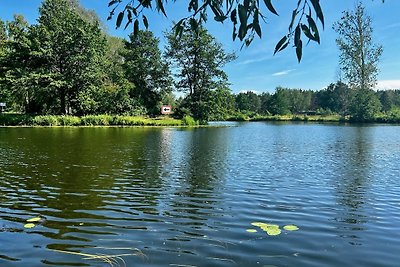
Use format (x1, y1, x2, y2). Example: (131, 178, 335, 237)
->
(333, 2, 383, 121)
(165, 24, 235, 121)
(123, 30, 172, 114)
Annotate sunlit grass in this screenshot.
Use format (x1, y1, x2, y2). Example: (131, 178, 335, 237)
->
(51, 247, 146, 267)
(0, 114, 187, 126)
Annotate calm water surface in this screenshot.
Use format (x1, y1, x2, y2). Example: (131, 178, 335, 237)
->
(1, 123, 400, 267)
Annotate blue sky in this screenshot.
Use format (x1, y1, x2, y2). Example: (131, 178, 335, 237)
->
(1, 0, 400, 94)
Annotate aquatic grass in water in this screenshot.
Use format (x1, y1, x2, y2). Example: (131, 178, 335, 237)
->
(51, 247, 146, 267)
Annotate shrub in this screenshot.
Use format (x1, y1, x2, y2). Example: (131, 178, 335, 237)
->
(81, 115, 113, 126)
(0, 114, 33, 126)
(32, 115, 60, 126)
(181, 115, 197, 126)
(57, 116, 81, 126)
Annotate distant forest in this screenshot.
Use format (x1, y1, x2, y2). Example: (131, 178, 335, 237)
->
(1, 0, 400, 123)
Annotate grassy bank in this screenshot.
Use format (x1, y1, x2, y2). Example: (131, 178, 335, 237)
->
(227, 114, 346, 122)
(0, 114, 199, 127)
(227, 113, 400, 123)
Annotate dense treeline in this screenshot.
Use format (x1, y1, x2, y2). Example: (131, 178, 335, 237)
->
(1, 0, 399, 124)
(0, 0, 234, 123)
(231, 83, 400, 121)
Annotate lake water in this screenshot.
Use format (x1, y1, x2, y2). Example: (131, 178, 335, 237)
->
(1, 122, 400, 267)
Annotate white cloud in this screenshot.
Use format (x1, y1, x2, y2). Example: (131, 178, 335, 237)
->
(272, 69, 296, 76)
(375, 80, 400, 90)
(236, 56, 272, 65)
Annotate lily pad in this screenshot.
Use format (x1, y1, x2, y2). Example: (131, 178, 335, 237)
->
(24, 223, 36, 229)
(251, 222, 268, 227)
(283, 225, 299, 231)
(26, 217, 41, 223)
(266, 228, 281, 236)
(246, 229, 257, 233)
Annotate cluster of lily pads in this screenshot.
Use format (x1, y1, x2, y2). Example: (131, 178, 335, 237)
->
(24, 217, 42, 229)
(247, 222, 299, 236)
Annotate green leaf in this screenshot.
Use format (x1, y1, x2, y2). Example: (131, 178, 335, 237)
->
(246, 229, 257, 233)
(143, 15, 149, 29)
(294, 24, 301, 47)
(210, 3, 224, 18)
(26, 217, 41, 223)
(310, 0, 324, 29)
(232, 25, 237, 41)
(307, 15, 320, 43)
(189, 18, 198, 32)
(301, 24, 317, 44)
(133, 19, 139, 37)
(116, 11, 124, 29)
(188, 0, 199, 12)
(238, 24, 247, 41)
(274, 36, 288, 55)
(254, 23, 262, 38)
(230, 10, 237, 24)
(296, 39, 303, 62)
(266, 227, 281, 236)
(174, 19, 185, 38)
(24, 223, 35, 229)
(108, 0, 120, 7)
(215, 15, 227, 22)
(124, 9, 132, 30)
(252, 8, 261, 37)
(251, 222, 268, 227)
(289, 10, 298, 31)
(107, 7, 117, 20)
(238, 4, 247, 25)
(283, 225, 299, 231)
(156, 0, 168, 17)
(264, 0, 279, 16)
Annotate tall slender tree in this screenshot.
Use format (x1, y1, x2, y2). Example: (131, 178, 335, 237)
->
(333, 2, 382, 121)
(333, 2, 382, 90)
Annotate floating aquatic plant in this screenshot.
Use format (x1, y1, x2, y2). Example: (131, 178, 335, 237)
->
(250, 222, 299, 236)
(24, 223, 36, 229)
(26, 217, 41, 223)
(265, 227, 281, 236)
(283, 225, 299, 231)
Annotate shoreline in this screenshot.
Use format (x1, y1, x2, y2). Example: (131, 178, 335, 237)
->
(1, 114, 400, 127)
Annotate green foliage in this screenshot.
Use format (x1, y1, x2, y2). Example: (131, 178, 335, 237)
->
(123, 30, 172, 115)
(208, 87, 236, 121)
(32, 115, 60, 126)
(333, 2, 383, 90)
(269, 87, 291, 115)
(0, 114, 33, 126)
(165, 24, 235, 121)
(108, 0, 327, 62)
(81, 115, 113, 126)
(181, 115, 197, 126)
(349, 89, 381, 122)
(57, 116, 82, 126)
(316, 82, 352, 115)
(0, 114, 184, 126)
(236, 91, 261, 113)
